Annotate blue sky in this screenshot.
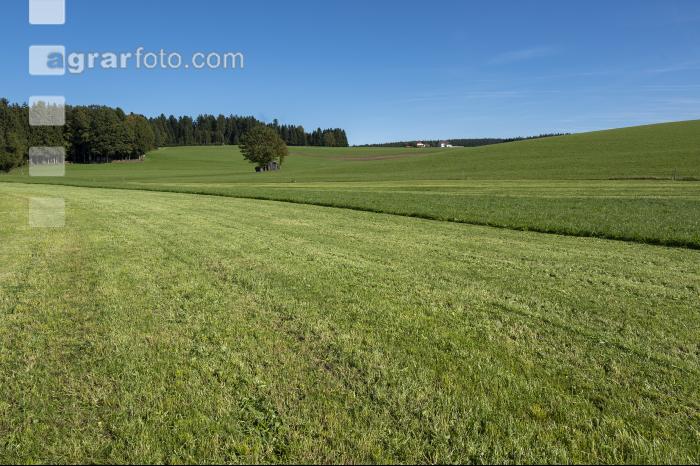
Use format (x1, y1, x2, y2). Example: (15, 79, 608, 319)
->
(2, 0, 700, 144)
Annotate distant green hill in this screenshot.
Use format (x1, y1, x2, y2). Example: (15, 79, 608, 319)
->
(287, 119, 700, 181)
(445, 119, 700, 180)
(4, 119, 700, 183)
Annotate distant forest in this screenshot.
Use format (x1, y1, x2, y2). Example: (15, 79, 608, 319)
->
(151, 115, 349, 148)
(0, 98, 348, 170)
(358, 134, 569, 148)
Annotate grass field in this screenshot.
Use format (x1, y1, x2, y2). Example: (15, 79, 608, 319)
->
(3, 120, 700, 248)
(1, 121, 699, 463)
(1, 183, 699, 464)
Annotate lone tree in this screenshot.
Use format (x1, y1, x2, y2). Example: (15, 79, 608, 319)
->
(240, 126, 288, 170)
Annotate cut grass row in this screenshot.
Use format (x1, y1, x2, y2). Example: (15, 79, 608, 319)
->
(5, 177, 699, 249)
(1, 183, 699, 463)
(2, 120, 699, 248)
(133, 180, 700, 249)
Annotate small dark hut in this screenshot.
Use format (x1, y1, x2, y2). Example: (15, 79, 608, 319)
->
(255, 161, 280, 172)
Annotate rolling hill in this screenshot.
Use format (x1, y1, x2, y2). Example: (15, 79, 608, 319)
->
(3, 120, 699, 247)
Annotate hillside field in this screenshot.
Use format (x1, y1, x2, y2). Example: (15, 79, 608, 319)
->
(1, 183, 699, 463)
(0, 121, 699, 463)
(3, 120, 700, 248)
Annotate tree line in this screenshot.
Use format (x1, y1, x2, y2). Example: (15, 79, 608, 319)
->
(0, 98, 349, 171)
(358, 134, 569, 148)
(1, 99, 157, 169)
(151, 115, 348, 148)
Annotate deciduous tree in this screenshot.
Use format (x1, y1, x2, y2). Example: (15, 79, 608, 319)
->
(240, 126, 288, 169)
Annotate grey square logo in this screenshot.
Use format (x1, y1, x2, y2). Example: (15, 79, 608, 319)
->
(29, 0, 66, 25)
(29, 147, 66, 177)
(29, 45, 66, 76)
(29, 96, 66, 126)
(29, 198, 65, 228)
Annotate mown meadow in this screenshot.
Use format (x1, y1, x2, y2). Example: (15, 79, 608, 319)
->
(0, 120, 699, 463)
(3, 120, 700, 248)
(1, 183, 699, 463)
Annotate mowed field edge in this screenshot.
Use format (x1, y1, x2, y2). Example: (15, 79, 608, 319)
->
(1, 183, 699, 463)
(6, 178, 699, 249)
(2, 120, 699, 249)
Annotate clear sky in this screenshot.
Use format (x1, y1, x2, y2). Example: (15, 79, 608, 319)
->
(2, 0, 700, 144)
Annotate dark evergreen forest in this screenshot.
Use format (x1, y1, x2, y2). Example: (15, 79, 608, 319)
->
(0, 98, 349, 170)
